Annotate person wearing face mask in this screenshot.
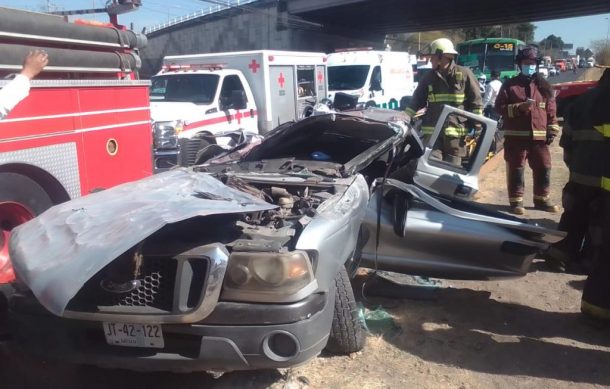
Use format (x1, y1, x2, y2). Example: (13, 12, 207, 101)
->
(404, 38, 483, 166)
(495, 45, 560, 215)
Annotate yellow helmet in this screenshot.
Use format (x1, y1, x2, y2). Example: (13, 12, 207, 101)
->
(595, 46, 610, 68)
(421, 38, 459, 56)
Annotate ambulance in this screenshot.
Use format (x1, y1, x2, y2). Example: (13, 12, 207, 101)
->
(150, 50, 328, 170)
(327, 49, 415, 110)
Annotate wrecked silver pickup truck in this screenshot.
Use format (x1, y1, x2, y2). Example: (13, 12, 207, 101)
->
(7, 106, 564, 372)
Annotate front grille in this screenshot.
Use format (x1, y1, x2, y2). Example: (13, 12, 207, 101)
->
(110, 258, 175, 309)
(180, 138, 208, 166)
(67, 257, 178, 313)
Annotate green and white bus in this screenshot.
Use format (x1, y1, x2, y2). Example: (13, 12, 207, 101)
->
(457, 38, 526, 80)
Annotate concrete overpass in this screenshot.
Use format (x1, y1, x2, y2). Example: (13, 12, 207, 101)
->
(140, 0, 610, 76)
(288, 0, 610, 34)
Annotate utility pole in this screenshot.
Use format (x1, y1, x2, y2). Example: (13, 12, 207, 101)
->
(606, 17, 609, 47)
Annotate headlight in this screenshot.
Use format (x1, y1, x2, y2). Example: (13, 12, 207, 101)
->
(222, 250, 317, 302)
(153, 120, 183, 149)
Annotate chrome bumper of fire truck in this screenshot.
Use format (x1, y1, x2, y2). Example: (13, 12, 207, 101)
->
(153, 148, 180, 174)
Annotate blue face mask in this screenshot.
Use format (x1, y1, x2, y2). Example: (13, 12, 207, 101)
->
(521, 64, 537, 76)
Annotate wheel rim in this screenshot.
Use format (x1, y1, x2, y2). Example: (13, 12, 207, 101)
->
(0, 202, 34, 283)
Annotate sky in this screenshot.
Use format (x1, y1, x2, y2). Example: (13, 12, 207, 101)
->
(0, 1, 608, 50)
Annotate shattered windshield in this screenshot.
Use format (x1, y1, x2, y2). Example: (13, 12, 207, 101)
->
(150, 74, 219, 103)
(328, 65, 370, 90)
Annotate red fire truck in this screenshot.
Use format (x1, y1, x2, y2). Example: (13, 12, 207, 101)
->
(0, 6, 152, 285)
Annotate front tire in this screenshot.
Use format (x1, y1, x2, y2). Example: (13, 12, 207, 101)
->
(325, 266, 365, 354)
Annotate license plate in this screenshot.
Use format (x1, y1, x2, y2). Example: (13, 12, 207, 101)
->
(102, 322, 164, 349)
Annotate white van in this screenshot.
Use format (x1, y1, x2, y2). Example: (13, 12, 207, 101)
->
(327, 50, 415, 110)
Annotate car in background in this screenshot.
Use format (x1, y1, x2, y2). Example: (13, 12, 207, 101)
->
(554, 60, 567, 72)
(538, 66, 549, 78)
(579, 58, 586, 68)
(553, 79, 599, 117)
(586, 57, 595, 68)
(548, 66, 558, 76)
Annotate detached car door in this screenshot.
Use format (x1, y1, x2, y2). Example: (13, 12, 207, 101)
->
(357, 106, 565, 280)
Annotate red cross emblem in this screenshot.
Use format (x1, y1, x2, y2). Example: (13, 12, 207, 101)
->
(234, 110, 243, 124)
(278, 72, 285, 88)
(317, 71, 324, 83)
(248, 59, 260, 73)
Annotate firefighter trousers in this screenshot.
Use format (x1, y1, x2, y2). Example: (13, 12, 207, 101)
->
(423, 134, 465, 166)
(503, 139, 552, 204)
(554, 182, 603, 264)
(581, 192, 610, 319)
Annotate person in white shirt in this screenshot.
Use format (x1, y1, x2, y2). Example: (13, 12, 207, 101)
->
(483, 70, 502, 120)
(0, 49, 48, 120)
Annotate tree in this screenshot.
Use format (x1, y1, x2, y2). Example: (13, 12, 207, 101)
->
(539, 35, 565, 51)
(576, 47, 586, 57)
(591, 39, 610, 56)
(514, 23, 536, 43)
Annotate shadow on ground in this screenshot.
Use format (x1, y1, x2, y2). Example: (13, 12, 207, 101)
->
(366, 287, 610, 385)
(0, 344, 287, 389)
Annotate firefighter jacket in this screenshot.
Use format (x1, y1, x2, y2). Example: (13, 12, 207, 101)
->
(495, 74, 560, 141)
(560, 70, 610, 192)
(406, 63, 483, 137)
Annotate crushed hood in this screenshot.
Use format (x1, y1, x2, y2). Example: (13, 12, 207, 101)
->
(9, 169, 275, 317)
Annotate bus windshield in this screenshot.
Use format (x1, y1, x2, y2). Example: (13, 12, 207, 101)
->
(458, 39, 522, 76)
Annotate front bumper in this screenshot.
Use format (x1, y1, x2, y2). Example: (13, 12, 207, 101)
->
(153, 148, 180, 174)
(9, 292, 333, 373)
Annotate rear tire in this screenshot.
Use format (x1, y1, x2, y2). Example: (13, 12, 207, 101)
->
(325, 266, 365, 354)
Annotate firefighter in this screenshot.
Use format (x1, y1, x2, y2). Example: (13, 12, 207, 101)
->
(0, 50, 48, 120)
(557, 49, 610, 320)
(404, 38, 483, 166)
(495, 46, 560, 215)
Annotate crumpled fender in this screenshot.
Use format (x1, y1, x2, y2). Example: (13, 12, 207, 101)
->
(9, 168, 276, 317)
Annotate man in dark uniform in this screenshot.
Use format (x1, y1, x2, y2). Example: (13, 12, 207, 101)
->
(555, 49, 610, 320)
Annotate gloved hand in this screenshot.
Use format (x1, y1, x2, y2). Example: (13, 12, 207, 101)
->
(546, 134, 556, 145)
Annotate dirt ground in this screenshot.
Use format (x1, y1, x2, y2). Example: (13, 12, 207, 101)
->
(2, 141, 610, 389)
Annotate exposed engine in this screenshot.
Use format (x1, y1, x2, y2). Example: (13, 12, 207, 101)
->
(220, 175, 336, 252)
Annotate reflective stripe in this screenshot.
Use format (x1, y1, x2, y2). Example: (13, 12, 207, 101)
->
(444, 126, 467, 137)
(570, 129, 605, 141)
(405, 107, 416, 116)
(422, 125, 467, 136)
(422, 126, 435, 135)
(604, 177, 610, 191)
(509, 197, 523, 203)
(594, 124, 610, 137)
(533, 195, 549, 201)
(570, 172, 610, 191)
(429, 93, 465, 104)
(507, 103, 520, 118)
(472, 108, 483, 115)
(548, 124, 560, 130)
(532, 130, 547, 137)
